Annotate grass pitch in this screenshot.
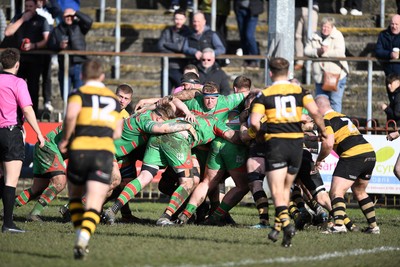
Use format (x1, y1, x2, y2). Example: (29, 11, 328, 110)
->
(1, 200, 400, 267)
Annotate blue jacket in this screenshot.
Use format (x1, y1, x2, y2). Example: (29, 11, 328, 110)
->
(376, 26, 400, 76)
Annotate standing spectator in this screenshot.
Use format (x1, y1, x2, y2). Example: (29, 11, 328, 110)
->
(376, 14, 400, 99)
(234, 0, 264, 69)
(48, 8, 93, 102)
(379, 73, 400, 127)
(201, 0, 231, 50)
(168, 0, 194, 12)
(182, 11, 226, 63)
(4, 0, 50, 114)
(294, 0, 319, 71)
(387, 130, 400, 180)
(58, 59, 123, 259)
(57, 0, 80, 11)
(248, 57, 327, 247)
(197, 48, 231, 95)
(315, 95, 379, 234)
(37, 0, 63, 112)
(339, 0, 363, 16)
(0, 48, 45, 233)
(0, 7, 6, 42)
(157, 9, 191, 93)
(304, 16, 349, 112)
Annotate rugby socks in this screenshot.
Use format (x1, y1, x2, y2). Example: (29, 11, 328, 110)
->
(165, 185, 189, 216)
(291, 186, 305, 209)
(80, 209, 101, 238)
(182, 203, 198, 220)
(115, 179, 142, 213)
(331, 197, 346, 226)
(70, 198, 84, 229)
(343, 214, 356, 229)
(209, 201, 220, 215)
(359, 197, 378, 228)
(274, 206, 290, 232)
(210, 201, 231, 220)
(288, 201, 300, 220)
(253, 190, 269, 225)
(0, 177, 4, 200)
(2, 186, 16, 227)
(31, 185, 58, 215)
(15, 188, 33, 207)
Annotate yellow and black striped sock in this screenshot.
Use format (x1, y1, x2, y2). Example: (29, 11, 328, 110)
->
(289, 201, 300, 219)
(331, 197, 346, 226)
(359, 197, 377, 228)
(253, 190, 269, 223)
(81, 209, 101, 238)
(291, 186, 305, 209)
(69, 198, 84, 230)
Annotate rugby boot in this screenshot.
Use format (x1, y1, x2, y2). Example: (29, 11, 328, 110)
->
(156, 217, 175, 226)
(2, 223, 26, 234)
(73, 245, 89, 260)
(250, 222, 271, 229)
(103, 208, 117, 225)
(59, 204, 71, 222)
(322, 224, 347, 234)
(281, 224, 296, 248)
(362, 226, 380, 234)
(267, 228, 280, 242)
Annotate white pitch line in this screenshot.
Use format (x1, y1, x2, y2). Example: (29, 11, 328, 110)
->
(151, 246, 400, 267)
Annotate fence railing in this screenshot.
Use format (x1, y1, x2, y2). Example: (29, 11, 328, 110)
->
(0, 48, 398, 133)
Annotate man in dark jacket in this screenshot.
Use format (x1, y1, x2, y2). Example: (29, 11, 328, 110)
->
(197, 48, 231, 95)
(48, 8, 92, 101)
(182, 11, 226, 62)
(376, 14, 400, 83)
(157, 9, 191, 93)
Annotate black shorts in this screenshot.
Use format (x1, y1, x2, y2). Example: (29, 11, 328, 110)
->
(67, 150, 114, 185)
(297, 149, 325, 197)
(333, 152, 376, 181)
(248, 139, 265, 158)
(264, 138, 303, 174)
(0, 126, 24, 162)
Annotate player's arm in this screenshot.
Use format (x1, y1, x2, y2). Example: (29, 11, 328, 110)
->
(304, 100, 328, 140)
(113, 118, 123, 140)
(134, 98, 161, 112)
(173, 88, 202, 101)
(221, 129, 243, 145)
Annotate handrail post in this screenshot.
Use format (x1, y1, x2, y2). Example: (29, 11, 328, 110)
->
(114, 0, 121, 79)
(211, 0, 217, 31)
(10, 0, 15, 19)
(162, 56, 169, 97)
(100, 0, 106, 23)
(63, 53, 70, 114)
(367, 59, 373, 133)
(380, 0, 385, 28)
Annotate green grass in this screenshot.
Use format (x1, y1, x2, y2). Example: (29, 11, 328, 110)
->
(1, 200, 400, 267)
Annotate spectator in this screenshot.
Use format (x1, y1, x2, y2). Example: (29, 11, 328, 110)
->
(201, 0, 231, 50)
(182, 11, 226, 63)
(47, 8, 93, 102)
(172, 71, 203, 94)
(294, 0, 319, 71)
(197, 48, 231, 95)
(36, 0, 63, 113)
(3, 0, 50, 114)
(304, 16, 349, 112)
(0, 48, 45, 233)
(0, 7, 6, 42)
(233, 0, 264, 69)
(379, 73, 400, 127)
(376, 14, 400, 100)
(339, 0, 363, 16)
(57, 0, 80, 11)
(169, 0, 194, 13)
(157, 9, 191, 94)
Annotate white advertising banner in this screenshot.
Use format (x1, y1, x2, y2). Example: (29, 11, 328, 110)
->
(319, 135, 400, 195)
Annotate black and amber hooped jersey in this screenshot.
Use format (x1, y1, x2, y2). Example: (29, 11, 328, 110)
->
(251, 82, 314, 140)
(324, 110, 374, 158)
(68, 85, 122, 153)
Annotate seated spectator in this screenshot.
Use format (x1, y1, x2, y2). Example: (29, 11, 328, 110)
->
(379, 73, 400, 127)
(47, 8, 93, 102)
(197, 48, 231, 95)
(182, 11, 226, 63)
(173, 71, 203, 95)
(157, 9, 191, 94)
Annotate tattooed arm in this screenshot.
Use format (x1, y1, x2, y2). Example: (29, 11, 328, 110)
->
(173, 89, 202, 101)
